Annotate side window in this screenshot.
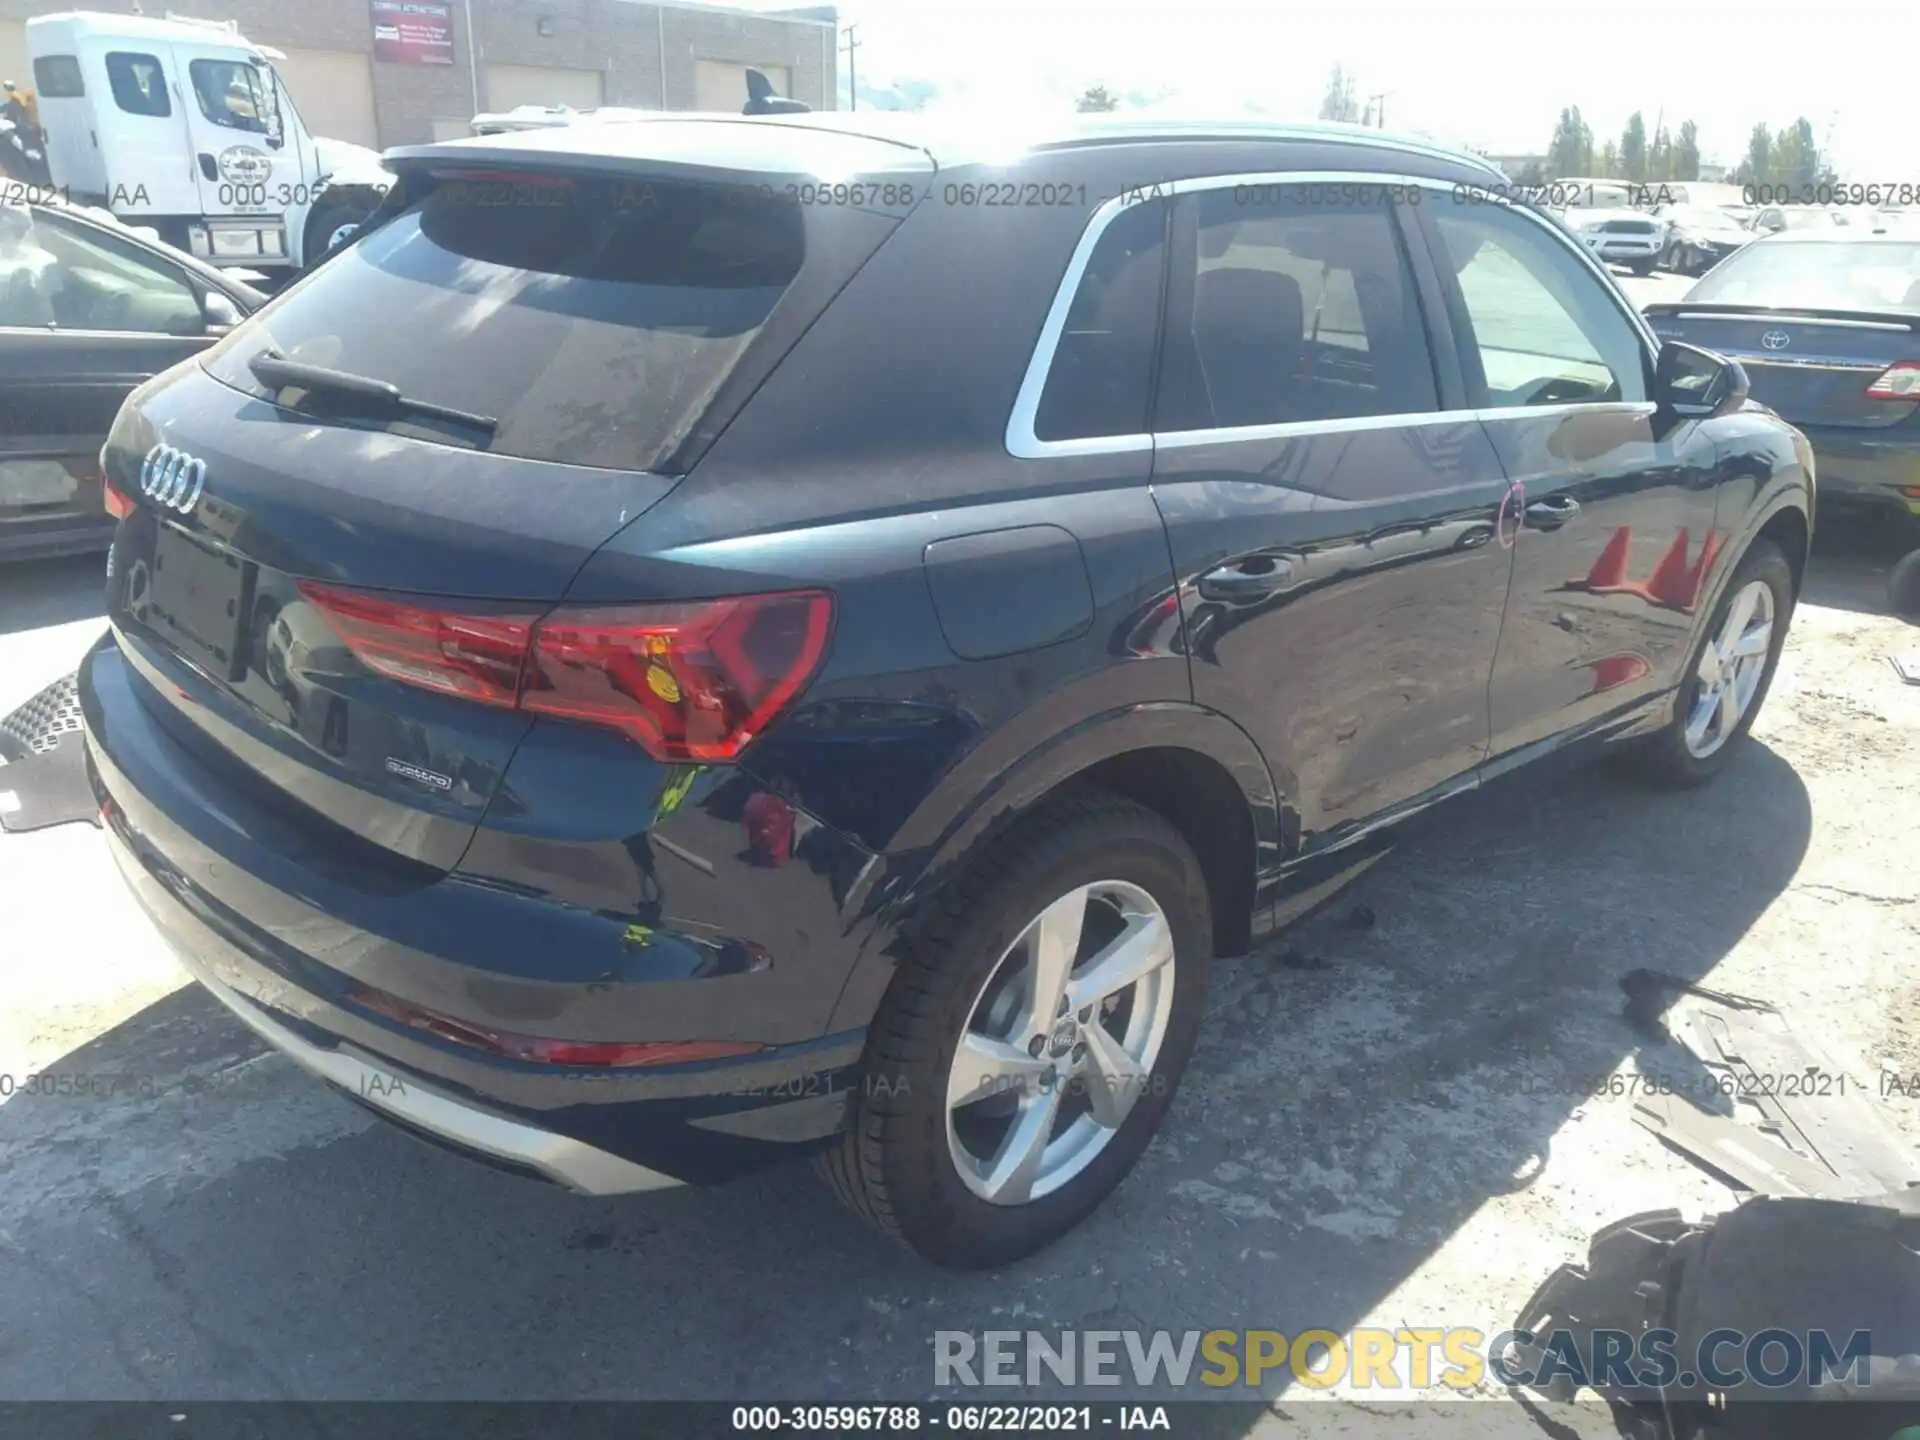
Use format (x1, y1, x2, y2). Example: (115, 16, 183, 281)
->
(33, 55, 86, 98)
(1431, 205, 1648, 407)
(189, 59, 274, 136)
(105, 52, 172, 118)
(1033, 199, 1168, 442)
(1, 207, 203, 335)
(1158, 185, 1438, 431)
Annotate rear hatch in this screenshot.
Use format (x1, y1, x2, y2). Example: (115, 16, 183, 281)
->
(1645, 237, 1920, 429)
(102, 120, 928, 873)
(1646, 302, 1920, 429)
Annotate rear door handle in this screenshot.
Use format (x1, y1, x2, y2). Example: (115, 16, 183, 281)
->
(1198, 555, 1298, 602)
(1525, 496, 1581, 530)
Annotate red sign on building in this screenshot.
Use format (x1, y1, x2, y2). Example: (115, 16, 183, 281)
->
(371, 0, 455, 65)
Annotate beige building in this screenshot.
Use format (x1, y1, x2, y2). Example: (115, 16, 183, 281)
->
(0, 0, 836, 150)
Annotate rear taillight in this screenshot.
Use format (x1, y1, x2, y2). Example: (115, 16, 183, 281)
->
(297, 582, 537, 706)
(297, 582, 833, 762)
(1864, 361, 1920, 400)
(521, 592, 833, 762)
(344, 982, 765, 1068)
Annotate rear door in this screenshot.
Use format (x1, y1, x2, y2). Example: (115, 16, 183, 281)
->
(0, 202, 218, 561)
(1148, 175, 1515, 847)
(1413, 193, 1723, 760)
(104, 146, 923, 871)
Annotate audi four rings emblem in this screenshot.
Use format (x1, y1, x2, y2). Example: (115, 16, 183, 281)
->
(1761, 330, 1792, 350)
(140, 443, 207, 514)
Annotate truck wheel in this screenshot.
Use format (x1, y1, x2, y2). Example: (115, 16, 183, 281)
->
(305, 203, 369, 267)
(817, 789, 1213, 1269)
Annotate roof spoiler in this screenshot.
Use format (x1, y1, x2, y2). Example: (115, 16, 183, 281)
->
(743, 67, 809, 116)
(1643, 301, 1920, 332)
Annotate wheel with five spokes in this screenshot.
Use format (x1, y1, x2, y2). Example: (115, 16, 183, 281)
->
(1628, 538, 1793, 787)
(819, 790, 1212, 1269)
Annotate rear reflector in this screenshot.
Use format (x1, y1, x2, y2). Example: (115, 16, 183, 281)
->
(103, 474, 134, 520)
(344, 982, 765, 1068)
(297, 582, 833, 762)
(1864, 361, 1920, 400)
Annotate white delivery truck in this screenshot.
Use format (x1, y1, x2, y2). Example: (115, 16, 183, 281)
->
(18, 12, 392, 275)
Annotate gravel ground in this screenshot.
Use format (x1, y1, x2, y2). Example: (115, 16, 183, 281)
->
(1, 315, 1915, 1430)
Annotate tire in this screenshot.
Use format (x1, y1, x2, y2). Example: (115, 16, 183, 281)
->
(304, 202, 369, 268)
(818, 789, 1213, 1269)
(1891, 548, 1920, 622)
(1626, 538, 1794, 788)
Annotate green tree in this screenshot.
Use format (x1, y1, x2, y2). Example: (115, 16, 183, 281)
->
(1598, 139, 1620, 178)
(1734, 123, 1772, 187)
(1647, 123, 1672, 182)
(1771, 116, 1822, 190)
(1674, 120, 1700, 181)
(1075, 84, 1119, 113)
(1547, 106, 1594, 178)
(1620, 112, 1648, 182)
(1318, 65, 1361, 123)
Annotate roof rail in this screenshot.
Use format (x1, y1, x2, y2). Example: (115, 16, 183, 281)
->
(163, 12, 244, 34)
(1042, 117, 1506, 178)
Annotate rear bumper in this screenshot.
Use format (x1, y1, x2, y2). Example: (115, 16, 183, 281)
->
(156, 899, 682, 1195)
(81, 635, 874, 1188)
(1584, 235, 1663, 260)
(1798, 426, 1920, 518)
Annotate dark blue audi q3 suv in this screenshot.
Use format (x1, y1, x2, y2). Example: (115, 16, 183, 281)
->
(80, 113, 1815, 1268)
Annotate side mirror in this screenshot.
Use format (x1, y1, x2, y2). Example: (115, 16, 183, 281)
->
(202, 289, 243, 335)
(1655, 340, 1748, 418)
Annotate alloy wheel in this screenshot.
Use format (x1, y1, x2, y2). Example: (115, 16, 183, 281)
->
(944, 880, 1177, 1206)
(1684, 578, 1775, 758)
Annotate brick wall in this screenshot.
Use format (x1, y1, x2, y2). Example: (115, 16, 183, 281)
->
(1, 0, 835, 148)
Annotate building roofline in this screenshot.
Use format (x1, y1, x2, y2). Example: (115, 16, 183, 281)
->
(615, 0, 839, 27)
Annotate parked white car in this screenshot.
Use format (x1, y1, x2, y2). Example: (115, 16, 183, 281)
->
(1562, 207, 1669, 274)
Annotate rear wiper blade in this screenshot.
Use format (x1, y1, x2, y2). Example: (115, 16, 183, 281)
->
(247, 349, 499, 435)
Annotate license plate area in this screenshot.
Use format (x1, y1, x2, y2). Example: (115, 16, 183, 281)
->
(142, 525, 255, 680)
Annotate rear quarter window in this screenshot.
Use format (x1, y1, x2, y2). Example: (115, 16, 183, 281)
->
(32, 55, 86, 97)
(207, 172, 829, 471)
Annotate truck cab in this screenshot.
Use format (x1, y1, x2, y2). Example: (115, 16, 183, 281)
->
(24, 11, 389, 274)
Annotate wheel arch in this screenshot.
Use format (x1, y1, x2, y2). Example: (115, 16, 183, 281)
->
(826, 703, 1287, 1033)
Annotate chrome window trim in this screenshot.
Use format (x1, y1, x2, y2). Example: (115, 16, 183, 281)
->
(1006, 170, 1662, 462)
(1737, 357, 1887, 372)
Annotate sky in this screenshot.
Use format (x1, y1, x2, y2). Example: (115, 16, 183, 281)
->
(758, 0, 1911, 182)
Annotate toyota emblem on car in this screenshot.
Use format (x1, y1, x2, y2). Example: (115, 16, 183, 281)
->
(140, 444, 207, 514)
(1761, 330, 1792, 350)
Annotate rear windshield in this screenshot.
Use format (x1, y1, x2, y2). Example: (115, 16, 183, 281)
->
(206, 171, 814, 471)
(1687, 240, 1920, 312)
